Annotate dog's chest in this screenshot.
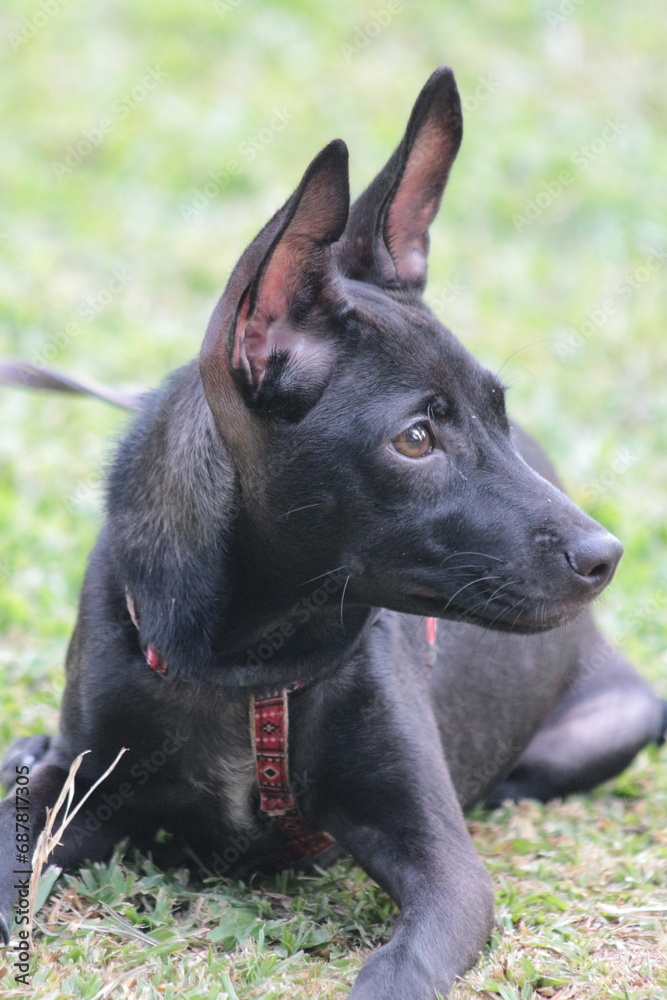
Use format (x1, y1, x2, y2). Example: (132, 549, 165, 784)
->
(167, 685, 258, 832)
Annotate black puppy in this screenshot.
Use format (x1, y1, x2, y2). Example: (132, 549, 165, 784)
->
(1, 68, 664, 999)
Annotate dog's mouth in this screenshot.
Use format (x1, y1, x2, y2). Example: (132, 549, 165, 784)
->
(438, 601, 578, 635)
(410, 590, 586, 635)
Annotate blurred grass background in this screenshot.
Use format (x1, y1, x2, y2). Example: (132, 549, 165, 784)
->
(0, 0, 666, 997)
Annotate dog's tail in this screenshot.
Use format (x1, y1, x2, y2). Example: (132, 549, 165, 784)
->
(0, 359, 143, 411)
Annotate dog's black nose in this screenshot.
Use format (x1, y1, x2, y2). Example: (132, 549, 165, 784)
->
(565, 532, 623, 590)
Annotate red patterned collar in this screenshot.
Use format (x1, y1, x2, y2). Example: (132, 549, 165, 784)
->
(250, 680, 335, 862)
(125, 591, 437, 864)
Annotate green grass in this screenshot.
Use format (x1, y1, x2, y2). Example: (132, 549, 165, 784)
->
(1, 0, 666, 996)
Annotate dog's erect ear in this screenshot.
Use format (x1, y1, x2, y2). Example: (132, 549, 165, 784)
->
(335, 67, 462, 292)
(201, 139, 349, 419)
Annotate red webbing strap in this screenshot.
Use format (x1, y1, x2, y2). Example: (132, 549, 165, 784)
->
(426, 617, 438, 646)
(250, 682, 335, 861)
(251, 685, 296, 816)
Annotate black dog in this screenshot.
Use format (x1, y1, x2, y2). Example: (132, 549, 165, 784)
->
(1, 68, 665, 999)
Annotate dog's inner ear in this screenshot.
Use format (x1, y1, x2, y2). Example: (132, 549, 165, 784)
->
(384, 111, 460, 285)
(224, 140, 349, 419)
(336, 67, 463, 292)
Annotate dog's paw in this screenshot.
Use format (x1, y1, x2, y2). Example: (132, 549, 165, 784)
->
(348, 942, 450, 1000)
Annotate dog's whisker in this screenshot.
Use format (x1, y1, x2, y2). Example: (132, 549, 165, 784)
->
(480, 580, 517, 610)
(442, 563, 496, 573)
(538, 600, 548, 629)
(463, 581, 518, 619)
(340, 574, 351, 632)
(440, 551, 505, 566)
(495, 338, 555, 380)
(279, 502, 322, 520)
(439, 575, 503, 616)
(434, 563, 495, 580)
(299, 564, 349, 586)
(507, 598, 528, 632)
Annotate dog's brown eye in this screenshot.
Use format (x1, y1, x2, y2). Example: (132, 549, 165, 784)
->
(392, 423, 434, 459)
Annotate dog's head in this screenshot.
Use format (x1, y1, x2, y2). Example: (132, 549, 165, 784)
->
(200, 67, 621, 635)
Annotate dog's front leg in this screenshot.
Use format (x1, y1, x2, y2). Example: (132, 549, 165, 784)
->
(313, 698, 494, 999)
(342, 814, 492, 999)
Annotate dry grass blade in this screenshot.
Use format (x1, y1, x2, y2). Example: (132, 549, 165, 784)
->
(27, 747, 128, 949)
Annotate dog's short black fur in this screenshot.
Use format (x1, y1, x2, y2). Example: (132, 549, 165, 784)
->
(1, 68, 665, 998)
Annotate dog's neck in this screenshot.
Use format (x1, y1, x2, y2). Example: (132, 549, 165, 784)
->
(106, 362, 377, 687)
(212, 544, 376, 686)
